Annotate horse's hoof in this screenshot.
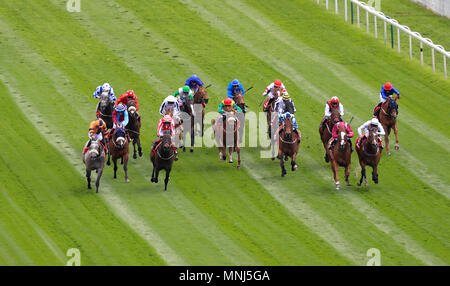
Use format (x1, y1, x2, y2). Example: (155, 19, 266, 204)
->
(236, 165, 241, 170)
(96, 189, 99, 193)
(324, 155, 329, 163)
(88, 185, 92, 189)
(387, 152, 391, 156)
(133, 154, 137, 159)
(292, 165, 298, 171)
(183, 147, 186, 153)
(125, 178, 130, 183)
(107, 161, 111, 166)
(395, 144, 399, 150)
(229, 160, 233, 163)
(190, 148, 194, 153)
(357, 182, 362, 186)
(139, 152, 143, 157)
(347, 182, 351, 186)
(271, 157, 275, 161)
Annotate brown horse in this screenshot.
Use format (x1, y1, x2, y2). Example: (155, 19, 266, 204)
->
(108, 127, 130, 182)
(327, 123, 352, 190)
(277, 115, 301, 177)
(193, 85, 208, 136)
(356, 128, 382, 186)
(378, 96, 399, 155)
(150, 134, 175, 191)
(126, 98, 142, 159)
(320, 108, 341, 163)
(212, 111, 241, 169)
(264, 91, 279, 139)
(179, 96, 195, 153)
(233, 90, 246, 146)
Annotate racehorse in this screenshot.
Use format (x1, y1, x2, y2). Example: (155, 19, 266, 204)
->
(126, 98, 142, 159)
(212, 111, 241, 169)
(378, 96, 399, 155)
(277, 114, 301, 177)
(179, 96, 195, 153)
(193, 85, 208, 136)
(327, 123, 352, 190)
(150, 134, 175, 191)
(82, 138, 106, 193)
(108, 127, 130, 182)
(264, 91, 279, 139)
(356, 127, 382, 186)
(320, 108, 341, 163)
(97, 92, 113, 129)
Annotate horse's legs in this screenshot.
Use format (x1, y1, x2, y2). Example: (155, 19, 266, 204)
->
(107, 150, 111, 165)
(190, 122, 194, 152)
(113, 158, 118, 179)
(96, 168, 103, 193)
(330, 159, 340, 189)
(123, 153, 129, 182)
(236, 146, 241, 169)
(86, 169, 91, 189)
(137, 136, 143, 157)
(345, 163, 351, 186)
(394, 121, 399, 150)
(164, 168, 170, 191)
(384, 125, 391, 155)
(291, 152, 298, 171)
(228, 147, 233, 163)
(154, 168, 160, 183)
(182, 130, 186, 152)
(372, 164, 379, 184)
(201, 111, 205, 137)
(358, 161, 366, 186)
(133, 139, 137, 159)
(151, 165, 155, 182)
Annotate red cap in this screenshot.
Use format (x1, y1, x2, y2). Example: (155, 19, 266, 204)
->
(384, 82, 392, 91)
(127, 90, 135, 97)
(274, 80, 282, 87)
(331, 96, 339, 104)
(224, 98, 233, 106)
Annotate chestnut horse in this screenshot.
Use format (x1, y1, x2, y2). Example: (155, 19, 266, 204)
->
(212, 111, 241, 169)
(126, 98, 142, 159)
(193, 86, 208, 136)
(108, 127, 130, 182)
(356, 128, 382, 186)
(150, 134, 175, 191)
(378, 96, 399, 155)
(320, 108, 341, 163)
(233, 90, 246, 146)
(327, 123, 352, 190)
(277, 115, 301, 177)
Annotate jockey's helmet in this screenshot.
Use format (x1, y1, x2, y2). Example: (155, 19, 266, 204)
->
(384, 82, 392, 91)
(330, 96, 339, 106)
(127, 90, 135, 97)
(166, 95, 176, 104)
(183, 85, 190, 93)
(231, 79, 239, 86)
(371, 118, 379, 126)
(274, 79, 282, 87)
(163, 115, 172, 123)
(224, 98, 233, 106)
(102, 83, 111, 93)
(115, 104, 126, 112)
(282, 93, 290, 101)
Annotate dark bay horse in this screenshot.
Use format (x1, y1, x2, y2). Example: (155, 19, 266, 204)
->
(108, 127, 130, 182)
(179, 96, 195, 153)
(97, 92, 113, 129)
(82, 138, 106, 193)
(126, 98, 142, 159)
(193, 85, 208, 136)
(356, 128, 382, 186)
(277, 114, 300, 177)
(150, 134, 175, 191)
(212, 111, 241, 169)
(327, 123, 352, 190)
(264, 91, 279, 139)
(378, 96, 399, 155)
(320, 108, 340, 163)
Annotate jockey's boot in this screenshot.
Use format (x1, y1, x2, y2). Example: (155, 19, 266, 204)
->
(373, 103, 382, 117)
(348, 139, 353, 152)
(328, 138, 337, 150)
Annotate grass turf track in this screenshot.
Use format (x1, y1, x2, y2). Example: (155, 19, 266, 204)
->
(0, 0, 448, 265)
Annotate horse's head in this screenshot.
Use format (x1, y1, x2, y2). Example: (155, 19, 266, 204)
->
(337, 124, 348, 151)
(127, 99, 137, 117)
(194, 86, 208, 104)
(368, 127, 378, 149)
(388, 97, 398, 118)
(330, 108, 341, 126)
(88, 138, 102, 160)
(114, 128, 127, 149)
(283, 114, 293, 138)
(99, 91, 111, 110)
(161, 134, 172, 152)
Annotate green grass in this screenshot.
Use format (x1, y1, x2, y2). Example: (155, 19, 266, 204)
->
(0, 0, 448, 265)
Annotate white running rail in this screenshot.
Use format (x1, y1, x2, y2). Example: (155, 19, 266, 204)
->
(316, 0, 449, 79)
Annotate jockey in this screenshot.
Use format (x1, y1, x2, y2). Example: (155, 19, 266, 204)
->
(115, 90, 139, 111)
(327, 121, 354, 152)
(152, 115, 178, 160)
(274, 93, 296, 115)
(93, 83, 116, 102)
(218, 97, 243, 114)
(227, 79, 244, 99)
(185, 74, 204, 93)
(262, 79, 288, 111)
(319, 96, 344, 130)
(173, 85, 194, 101)
(159, 95, 181, 116)
(84, 118, 109, 154)
(112, 103, 129, 140)
(356, 118, 385, 148)
(373, 82, 400, 117)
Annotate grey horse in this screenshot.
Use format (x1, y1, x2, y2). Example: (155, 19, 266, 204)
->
(82, 138, 106, 193)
